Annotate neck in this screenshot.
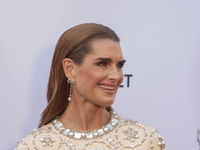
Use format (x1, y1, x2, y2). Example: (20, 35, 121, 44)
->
(59, 99, 111, 131)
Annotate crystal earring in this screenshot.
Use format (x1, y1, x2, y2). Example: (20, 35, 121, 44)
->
(67, 79, 74, 101)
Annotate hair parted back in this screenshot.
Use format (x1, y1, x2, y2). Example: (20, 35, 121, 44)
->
(39, 23, 120, 127)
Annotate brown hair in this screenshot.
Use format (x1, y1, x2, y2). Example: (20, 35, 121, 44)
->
(39, 23, 120, 127)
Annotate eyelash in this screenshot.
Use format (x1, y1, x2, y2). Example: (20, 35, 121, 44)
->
(117, 63, 124, 69)
(97, 62, 124, 69)
(98, 62, 107, 66)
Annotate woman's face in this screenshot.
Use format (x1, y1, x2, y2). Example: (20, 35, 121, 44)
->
(72, 39, 125, 108)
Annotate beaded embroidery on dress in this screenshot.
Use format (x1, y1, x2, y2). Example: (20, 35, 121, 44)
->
(15, 111, 167, 150)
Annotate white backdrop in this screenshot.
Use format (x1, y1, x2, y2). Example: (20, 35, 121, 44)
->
(0, 1, 200, 150)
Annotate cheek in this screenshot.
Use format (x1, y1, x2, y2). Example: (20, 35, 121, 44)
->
(77, 67, 100, 87)
(119, 72, 124, 85)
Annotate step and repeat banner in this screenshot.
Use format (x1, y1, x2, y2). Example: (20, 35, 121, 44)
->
(1, 1, 200, 150)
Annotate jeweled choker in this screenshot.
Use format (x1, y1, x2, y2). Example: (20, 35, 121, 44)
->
(52, 111, 119, 140)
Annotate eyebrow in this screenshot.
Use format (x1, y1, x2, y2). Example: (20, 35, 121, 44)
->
(95, 57, 126, 63)
(119, 60, 126, 64)
(95, 57, 112, 62)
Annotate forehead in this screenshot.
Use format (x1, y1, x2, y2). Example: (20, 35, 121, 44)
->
(89, 39, 124, 59)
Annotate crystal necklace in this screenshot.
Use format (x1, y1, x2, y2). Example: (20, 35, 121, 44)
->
(52, 111, 119, 140)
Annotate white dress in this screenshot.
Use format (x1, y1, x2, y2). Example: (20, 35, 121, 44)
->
(15, 111, 167, 150)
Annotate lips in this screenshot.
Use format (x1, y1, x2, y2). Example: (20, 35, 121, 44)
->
(98, 85, 115, 90)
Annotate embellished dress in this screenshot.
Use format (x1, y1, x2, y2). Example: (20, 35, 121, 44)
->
(15, 111, 167, 150)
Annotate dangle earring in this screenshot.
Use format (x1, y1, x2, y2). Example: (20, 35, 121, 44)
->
(67, 79, 74, 101)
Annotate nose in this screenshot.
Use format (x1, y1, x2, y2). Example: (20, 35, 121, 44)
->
(107, 66, 121, 81)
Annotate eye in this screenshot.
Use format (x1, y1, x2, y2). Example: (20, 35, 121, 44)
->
(117, 63, 124, 69)
(97, 61, 107, 67)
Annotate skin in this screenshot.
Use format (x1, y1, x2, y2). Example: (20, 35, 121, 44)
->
(60, 39, 126, 131)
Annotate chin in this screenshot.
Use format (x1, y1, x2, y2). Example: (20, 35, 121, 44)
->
(100, 98, 115, 108)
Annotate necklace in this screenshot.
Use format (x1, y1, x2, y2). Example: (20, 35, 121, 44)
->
(52, 111, 119, 140)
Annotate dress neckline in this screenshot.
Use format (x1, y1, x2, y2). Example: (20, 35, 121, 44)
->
(52, 111, 119, 140)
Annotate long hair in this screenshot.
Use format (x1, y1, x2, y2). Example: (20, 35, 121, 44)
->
(39, 23, 120, 127)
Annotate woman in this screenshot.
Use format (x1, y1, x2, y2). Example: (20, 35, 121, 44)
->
(15, 23, 167, 150)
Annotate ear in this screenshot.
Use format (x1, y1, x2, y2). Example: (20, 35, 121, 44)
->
(62, 58, 75, 80)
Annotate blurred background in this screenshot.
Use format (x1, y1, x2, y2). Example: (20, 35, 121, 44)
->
(0, 0, 200, 149)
